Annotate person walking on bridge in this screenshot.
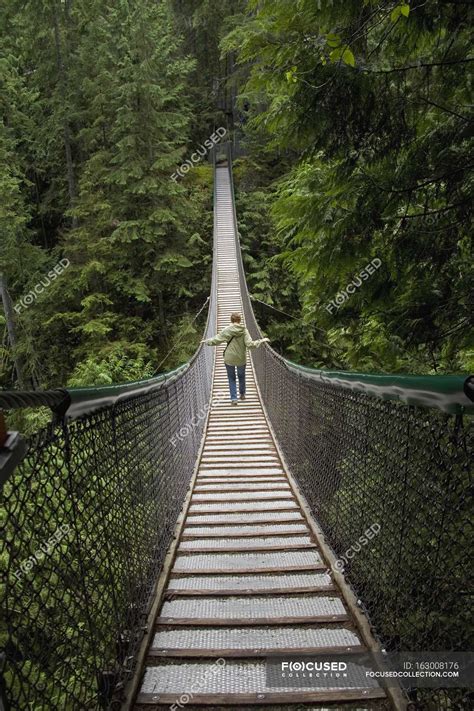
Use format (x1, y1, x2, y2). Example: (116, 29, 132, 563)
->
(202, 312, 269, 405)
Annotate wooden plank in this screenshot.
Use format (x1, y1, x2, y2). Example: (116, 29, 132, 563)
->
(190, 495, 295, 504)
(155, 613, 349, 626)
(136, 689, 386, 705)
(170, 564, 327, 575)
(181, 526, 304, 537)
(187, 507, 298, 515)
(195, 477, 287, 484)
(193, 485, 291, 494)
(177, 543, 317, 554)
(147, 643, 366, 659)
(197, 471, 282, 478)
(164, 585, 336, 597)
(199, 462, 285, 470)
(184, 516, 304, 527)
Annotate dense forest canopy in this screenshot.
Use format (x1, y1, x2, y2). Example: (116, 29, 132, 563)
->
(226, 0, 473, 373)
(1, 0, 217, 394)
(1, 0, 472, 399)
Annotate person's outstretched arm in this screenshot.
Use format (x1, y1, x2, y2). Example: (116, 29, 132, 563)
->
(244, 328, 270, 349)
(202, 329, 230, 347)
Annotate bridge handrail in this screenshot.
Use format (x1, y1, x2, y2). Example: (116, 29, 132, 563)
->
(268, 358, 473, 414)
(0, 366, 187, 416)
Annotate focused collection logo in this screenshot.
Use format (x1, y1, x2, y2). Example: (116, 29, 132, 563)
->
(281, 660, 348, 673)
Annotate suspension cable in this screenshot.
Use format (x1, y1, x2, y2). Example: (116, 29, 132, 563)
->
(151, 296, 210, 377)
(250, 295, 346, 355)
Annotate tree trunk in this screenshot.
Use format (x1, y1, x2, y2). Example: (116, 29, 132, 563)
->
(53, 2, 78, 229)
(157, 289, 169, 346)
(0, 274, 27, 388)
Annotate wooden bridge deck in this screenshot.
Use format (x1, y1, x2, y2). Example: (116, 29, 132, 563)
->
(133, 166, 391, 709)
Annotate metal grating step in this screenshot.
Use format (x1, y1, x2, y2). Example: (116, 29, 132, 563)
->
(203, 450, 278, 461)
(182, 523, 310, 537)
(172, 550, 323, 573)
(159, 595, 346, 623)
(195, 480, 287, 489)
(197, 472, 282, 479)
(201, 457, 280, 465)
(189, 501, 298, 512)
(201, 449, 277, 456)
(205, 413, 266, 418)
(191, 490, 293, 501)
(185, 511, 304, 525)
(197, 468, 284, 476)
(208, 413, 271, 419)
(203, 435, 272, 441)
(178, 535, 313, 551)
(167, 571, 333, 593)
(150, 625, 363, 655)
(205, 426, 270, 432)
(138, 660, 383, 699)
(200, 457, 283, 473)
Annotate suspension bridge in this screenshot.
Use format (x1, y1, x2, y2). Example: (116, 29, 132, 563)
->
(0, 144, 472, 710)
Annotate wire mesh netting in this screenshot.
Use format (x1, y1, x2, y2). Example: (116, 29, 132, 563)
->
(230, 152, 473, 664)
(249, 346, 472, 650)
(0, 233, 216, 709)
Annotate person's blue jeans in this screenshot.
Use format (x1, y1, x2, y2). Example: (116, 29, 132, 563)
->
(225, 364, 246, 401)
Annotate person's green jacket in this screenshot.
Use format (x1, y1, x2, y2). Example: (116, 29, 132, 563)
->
(203, 323, 269, 366)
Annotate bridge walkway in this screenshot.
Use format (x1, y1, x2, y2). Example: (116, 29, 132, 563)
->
(134, 165, 388, 709)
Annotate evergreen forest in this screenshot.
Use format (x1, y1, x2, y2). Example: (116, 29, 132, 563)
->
(1, 0, 472, 394)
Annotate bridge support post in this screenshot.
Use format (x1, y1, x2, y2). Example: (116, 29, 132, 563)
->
(0, 412, 27, 488)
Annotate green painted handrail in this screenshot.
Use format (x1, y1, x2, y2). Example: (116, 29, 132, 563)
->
(67, 363, 187, 403)
(280, 357, 474, 414)
(64, 363, 190, 417)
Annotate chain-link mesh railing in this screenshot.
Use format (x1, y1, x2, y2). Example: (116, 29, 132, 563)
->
(0, 198, 217, 710)
(227, 147, 473, 664)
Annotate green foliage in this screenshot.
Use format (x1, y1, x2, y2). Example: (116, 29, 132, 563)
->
(169, 0, 246, 142)
(1, 0, 213, 391)
(67, 343, 155, 387)
(224, 0, 473, 374)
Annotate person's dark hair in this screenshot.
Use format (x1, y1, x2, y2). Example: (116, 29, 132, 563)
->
(230, 313, 241, 323)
